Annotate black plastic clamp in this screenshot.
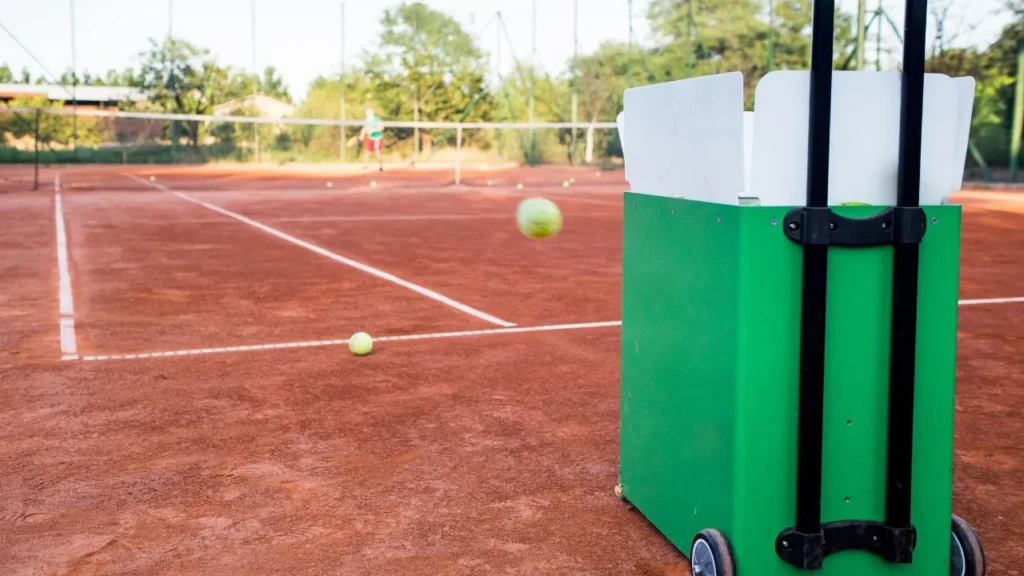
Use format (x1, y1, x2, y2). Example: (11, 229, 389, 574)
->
(776, 521, 917, 569)
(782, 206, 927, 247)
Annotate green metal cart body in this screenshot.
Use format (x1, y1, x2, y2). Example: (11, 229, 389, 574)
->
(619, 194, 962, 574)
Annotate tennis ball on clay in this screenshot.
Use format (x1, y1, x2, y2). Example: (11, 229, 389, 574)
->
(370, 181, 378, 188)
(487, 179, 494, 186)
(562, 180, 570, 188)
(326, 181, 334, 188)
(149, 175, 156, 182)
(516, 183, 524, 190)
(595, 171, 602, 177)
(349, 332, 373, 356)
(517, 197, 563, 239)
(569, 177, 576, 184)
(840, 201, 870, 206)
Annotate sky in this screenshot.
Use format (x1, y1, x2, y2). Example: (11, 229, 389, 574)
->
(0, 0, 1012, 100)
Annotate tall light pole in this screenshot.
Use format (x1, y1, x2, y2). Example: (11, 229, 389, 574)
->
(168, 0, 175, 161)
(529, 0, 536, 158)
(496, 12, 503, 160)
(570, 0, 578, 164)
(340, 2, 347, 164)
(856, 0, 867, 70)
(69, 0, 78, 151)
(251, 0, 259, 163)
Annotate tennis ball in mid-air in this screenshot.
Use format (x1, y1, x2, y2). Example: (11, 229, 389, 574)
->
(326, 181, 334, 188)
(370, 181, 378, 188)
(487, 179, 494, 186)
(516, 183, 524, 190)
(562, 180, 570, 188)
(517, 197, 563, 239)
(149, 175, 156, 182)
(349, 332, 373, 356)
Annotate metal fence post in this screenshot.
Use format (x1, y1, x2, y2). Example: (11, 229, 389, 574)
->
(33, 108, 41, 191)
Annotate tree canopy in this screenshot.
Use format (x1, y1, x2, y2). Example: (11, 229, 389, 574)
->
(2, 0, 1021, 170)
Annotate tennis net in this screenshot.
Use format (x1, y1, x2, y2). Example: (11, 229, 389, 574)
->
(1, 107, 623, 192)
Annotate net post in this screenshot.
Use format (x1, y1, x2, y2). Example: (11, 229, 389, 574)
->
(455, 125, 463, 186)
(33, 108, 40, 192)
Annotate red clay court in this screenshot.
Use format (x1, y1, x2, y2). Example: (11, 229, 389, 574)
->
(1, 164, 1022, 575)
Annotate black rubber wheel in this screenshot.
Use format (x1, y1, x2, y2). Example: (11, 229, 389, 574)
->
(951, 515, 986, 576)
(690, 529, 736, 576)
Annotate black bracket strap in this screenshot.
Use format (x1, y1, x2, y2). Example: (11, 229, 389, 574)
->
(776, 521, 917, 569)
(782, 206, 927, 247)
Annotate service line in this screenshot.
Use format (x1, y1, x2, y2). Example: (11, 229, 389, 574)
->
(54, 185, 78, 360)
(67, 296, 1024, 363)
(959, 296, 1024, 306)
(125, 175, 516, 327)
(76, 321, 623, 362)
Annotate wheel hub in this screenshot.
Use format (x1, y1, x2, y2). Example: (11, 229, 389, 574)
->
(691, 539, 717, 576)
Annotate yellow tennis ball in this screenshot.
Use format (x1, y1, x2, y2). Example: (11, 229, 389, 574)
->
(517, 197, 563, 239)
(487, 179, 494, 186)
(370, 181, 378, 188)
(349, 332, 373, 356)
(149, 175, 156, 182)
(516, 183, 524, 190)
(562, 180, 570, 187)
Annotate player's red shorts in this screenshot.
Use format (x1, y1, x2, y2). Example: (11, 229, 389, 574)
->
(364, 137, 382, 152)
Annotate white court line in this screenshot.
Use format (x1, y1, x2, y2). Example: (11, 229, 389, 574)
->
(269, 212, 619, 223)
(75, 321, 622, 362)
(65, 297, 1024, 363)
(271, 214, 514, 223)
(495, 189, 623, 207)
(125, 174, 516, 327)
(54, 186, 78, 360)
(112, 214, 618, 226)
(959, 297, 1024, 306)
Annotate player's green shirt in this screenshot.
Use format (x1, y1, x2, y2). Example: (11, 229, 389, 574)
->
(367, 116, 383, 139)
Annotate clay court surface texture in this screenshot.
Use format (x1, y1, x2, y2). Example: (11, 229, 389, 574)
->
(1, 163, 1022, 575)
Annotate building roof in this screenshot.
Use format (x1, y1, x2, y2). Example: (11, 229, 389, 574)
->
(212, 94, 295, 118)
(0, 83, 146, 103)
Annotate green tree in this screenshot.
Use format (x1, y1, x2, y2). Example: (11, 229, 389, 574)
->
(0, 63, 14, 83)
(648, 0, 770, 77)
(136, 37, 232, 146)
(225, 66, 292, 103)
(645, 0, 855, 106)
(290, 71, 380, 161)
(3, 96, 74, 148)
(494, 64, 570, 162)
(954, 8, 1024, 169)
(260, 67, 291, 102)
(769, 0, 813, 70)
(363, 1, 492, 157)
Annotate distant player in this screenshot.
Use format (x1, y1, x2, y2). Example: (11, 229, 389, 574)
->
(359, 107, 384, 172)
